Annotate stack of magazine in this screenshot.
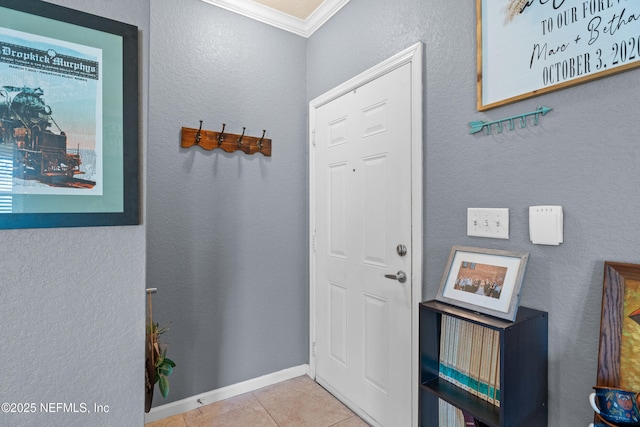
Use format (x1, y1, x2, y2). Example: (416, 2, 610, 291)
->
(438, 314, 501, 406)
(439, 400, 490, 427)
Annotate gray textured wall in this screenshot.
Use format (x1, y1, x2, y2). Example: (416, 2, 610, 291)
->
(0, 0, 148, 426)
(145, 0, 639, 425)
(147, 0, 308, 404)
(309, 0, 639, 426)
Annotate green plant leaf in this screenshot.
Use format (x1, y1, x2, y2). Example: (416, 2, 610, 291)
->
(159, 364, 173, 376)
(158, 375, 170, 398)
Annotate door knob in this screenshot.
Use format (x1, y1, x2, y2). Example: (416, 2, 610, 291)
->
(396, 244, 407, 257)
(384, 271, 407, 283)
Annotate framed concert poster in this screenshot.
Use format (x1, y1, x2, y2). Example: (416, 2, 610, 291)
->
(0, 0, 139, 228)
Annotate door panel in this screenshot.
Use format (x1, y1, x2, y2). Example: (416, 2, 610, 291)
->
(329, 282, 348, 367)
(363, 292, 389, 394)
(362, 154, 389, 267)
(328, 163, 348, 258)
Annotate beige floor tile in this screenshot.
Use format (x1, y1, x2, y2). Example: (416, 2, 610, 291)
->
(254, 376, 354, 427)
(146, 376, 370, 427)
(180, 408, 202, 424)
(191, 405, 278, 427)
(145, 414, 187, 427)
(330, 415, 371, 427)
(185, 392, 263, 423)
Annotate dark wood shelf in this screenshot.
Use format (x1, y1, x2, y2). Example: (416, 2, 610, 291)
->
(419, 299, 544, 330)
(421, 378, 500, 426)
(419, 300, 548, 427)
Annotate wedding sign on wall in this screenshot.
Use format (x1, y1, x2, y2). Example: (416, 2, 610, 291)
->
(477, 0, 640, 110)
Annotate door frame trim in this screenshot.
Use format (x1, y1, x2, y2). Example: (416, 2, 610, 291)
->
(308, 42, 423, 427)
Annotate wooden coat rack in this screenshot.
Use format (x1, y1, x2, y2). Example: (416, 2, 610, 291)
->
(181, 121, 272, 156)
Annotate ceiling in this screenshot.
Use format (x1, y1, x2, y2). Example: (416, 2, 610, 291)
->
(199, 0, 351, 37)
(251, 0, 325, 20)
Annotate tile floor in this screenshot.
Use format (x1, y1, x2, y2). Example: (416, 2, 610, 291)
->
(145, 375, 370, 427)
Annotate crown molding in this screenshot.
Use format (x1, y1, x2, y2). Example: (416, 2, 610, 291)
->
(199, 0, 350, 37)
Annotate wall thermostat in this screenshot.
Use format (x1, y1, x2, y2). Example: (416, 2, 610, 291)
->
(529, 206, 563, 245)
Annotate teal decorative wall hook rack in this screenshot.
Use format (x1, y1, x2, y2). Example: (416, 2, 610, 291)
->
(469, 106, 552, 135)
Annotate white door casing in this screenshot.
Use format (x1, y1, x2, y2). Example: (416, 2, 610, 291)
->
(309, 43, 423, 427)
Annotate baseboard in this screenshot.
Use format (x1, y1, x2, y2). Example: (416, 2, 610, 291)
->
(144, 364, 309, 423)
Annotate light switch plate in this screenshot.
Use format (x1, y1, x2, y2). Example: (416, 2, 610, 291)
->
(467, 208, 509, 239)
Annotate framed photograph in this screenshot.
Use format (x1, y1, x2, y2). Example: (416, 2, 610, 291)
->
(477, 0, 640, 110)
(0, 0, 139, 229)
(436, 246, 529, 321)
(596, 262, 640, 391)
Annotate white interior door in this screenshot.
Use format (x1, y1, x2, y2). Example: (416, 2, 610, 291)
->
(311, 50, 420, 427)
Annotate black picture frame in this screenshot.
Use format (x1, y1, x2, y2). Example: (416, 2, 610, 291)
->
(0, 0, 138, 228)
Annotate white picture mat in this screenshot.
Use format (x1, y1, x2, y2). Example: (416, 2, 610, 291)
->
(442, 251, 522, 314)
